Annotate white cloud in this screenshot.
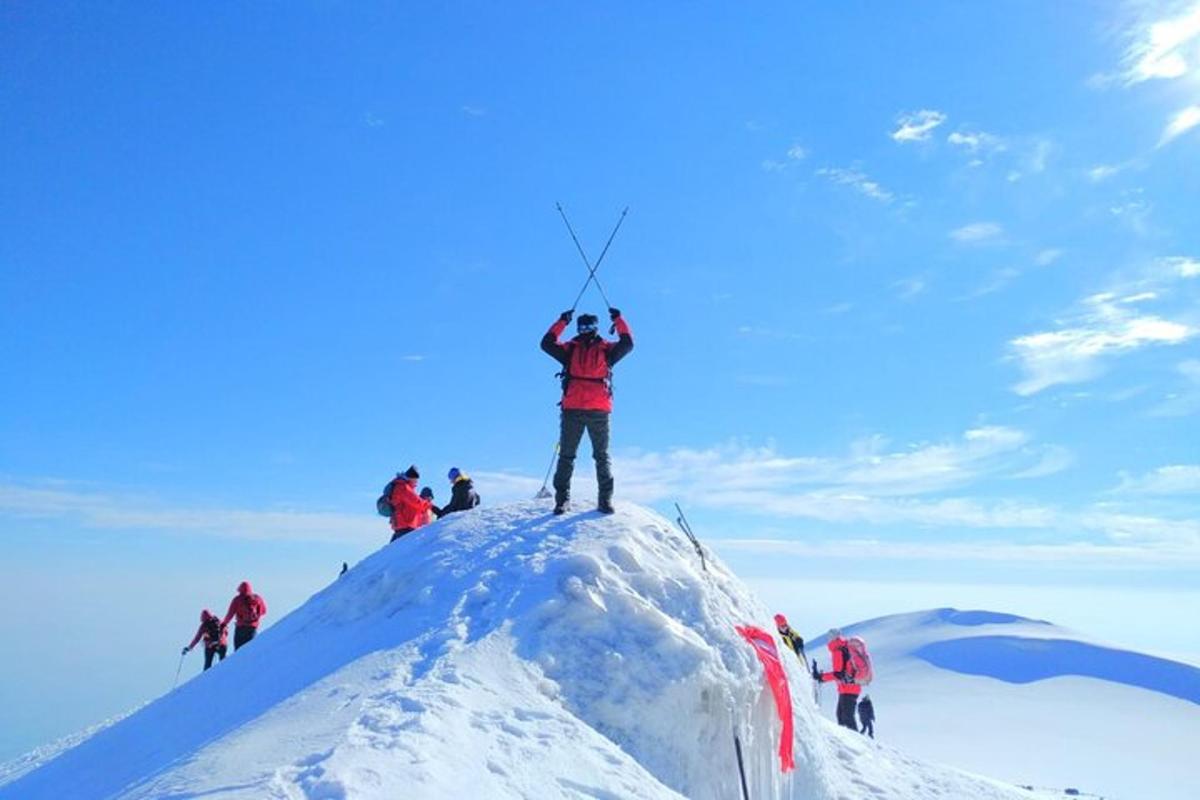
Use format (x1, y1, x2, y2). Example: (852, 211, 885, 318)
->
(364, 112, 385, 128)
(1035, 248, 1064, 266)
(400, 355, 426, 362)
(891, 109, 947, 142)
(949, 221, 1005, 245)
(947, 129, 1005, 155)
(1116, 465, 1200, 495)
(786, 143, 808, 161)
(460, 105, 487, 117)
(815, 167, 894, 202)
(1159, 105, 1200, 145)
(963, 267, 1022, 300)
(1152, 359, 1200, 416)
(1010, 445, 1075, 479)
(1165, 256, 1200, 277)
(1088, 163, 1123, 182)
(1010, 292, 1196, 395)
(760, 159, 787, 173)
(0, 483, 379, 543)
(1121, 2, 1200, 85)
(893, 276, 927, 301)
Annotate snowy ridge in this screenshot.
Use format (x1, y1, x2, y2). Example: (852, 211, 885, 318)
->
(1, 502, 1029, 800)
(831, 608, 1200, 799)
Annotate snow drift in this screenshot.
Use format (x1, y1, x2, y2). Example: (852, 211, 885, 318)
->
(1, 503, 1028, 800)
(825, 608, 1200, 799)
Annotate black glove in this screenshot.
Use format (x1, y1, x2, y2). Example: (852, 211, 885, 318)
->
(608, 307, 621, 320)
(181, 646, 189, 655)
(559, 310, 573, 323)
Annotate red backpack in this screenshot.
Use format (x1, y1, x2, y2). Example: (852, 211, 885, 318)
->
(843, 636, 873, 685)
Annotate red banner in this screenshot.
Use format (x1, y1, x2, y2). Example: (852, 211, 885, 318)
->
(736, 624, 795, 772)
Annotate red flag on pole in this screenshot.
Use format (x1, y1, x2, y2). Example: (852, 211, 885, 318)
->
(735, 624, 795, 773)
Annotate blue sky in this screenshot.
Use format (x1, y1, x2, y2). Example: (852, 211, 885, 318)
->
(2, 1, 1199, 760)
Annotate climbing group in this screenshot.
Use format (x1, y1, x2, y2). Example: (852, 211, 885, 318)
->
(774, 613, 879, 738)
(377, 465, 481, 543)
(182, 581, 268, 671)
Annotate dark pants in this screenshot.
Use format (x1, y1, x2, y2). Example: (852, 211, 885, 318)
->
(390, 527, 414, 543)
(836, 693, 858, 729)
(860, 720, 874, 738)
(233, 625, 256, 651)
(553, 409, 612, 506)
(203, 644, 227, 670)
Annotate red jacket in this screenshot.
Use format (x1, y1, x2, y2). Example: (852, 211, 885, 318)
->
(820, 637, 862, 696)
(389, 477, 432, 532)
(221, 581, 268, 629)
(540, 316, 634, 412)
(188, 610, 228, 650)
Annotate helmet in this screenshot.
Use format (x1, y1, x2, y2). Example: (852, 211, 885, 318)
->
(447, 467, 462, 482)
(774, 613, 788, 628)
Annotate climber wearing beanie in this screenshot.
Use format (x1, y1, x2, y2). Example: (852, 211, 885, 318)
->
(388, 465, 433, 542)
(540, 308, 634, 515)
(774, 613, 806, 663)
(435, 467, 481, 519)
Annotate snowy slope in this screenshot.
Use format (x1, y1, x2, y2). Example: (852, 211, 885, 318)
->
(816, 609, 1200, 800)
(1, 503, 1030, 800)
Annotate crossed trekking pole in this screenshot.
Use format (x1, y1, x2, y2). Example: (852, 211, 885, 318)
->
(534, 204, 629, 501)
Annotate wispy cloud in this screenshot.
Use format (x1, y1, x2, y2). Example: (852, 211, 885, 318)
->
(1152, 359, 1200, 416)
(1160, 104, 1200, 146)
(460, 105, 487, 117)
(761, 141, 809, 173)
(400, 355, 427, 362)
(1010, 263, 1198, 395)
(0, 482, 378, 543)
(949, 221, 1005, 245)
(1088, 163, 1124, 182)
(891, 109, 947, 143)
(1035, 248, 1064, 266)
(962, 267, 1022, 300)
(363, 112, 386, 128)
(1120, 1, 1200, 85)
(893, 276, 927, 301)
(947, 129, 1005, 158)
(786, 143, 808, 161)
(1116, 465, 1200, 495)
(815, 167, 893, 202)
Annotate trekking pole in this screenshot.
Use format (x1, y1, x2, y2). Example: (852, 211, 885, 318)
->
(535, 441, 559, 499)
(673, 503, 708, 572)
(171, 651, 185, 690)
(732, 727, 751, 800)
(557, 203, 627, 311)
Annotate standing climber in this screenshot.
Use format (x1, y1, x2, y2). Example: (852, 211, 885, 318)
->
(386, 466, 433, 542)
(220, 581, 268, 652)
(858, 694, 876, 738)
(540, 308, 634, 515)
(774, 613, 806, 663)
(436, 467, 481, 518)
(182, 609, 228, 671)
(813, 628, 861, 730)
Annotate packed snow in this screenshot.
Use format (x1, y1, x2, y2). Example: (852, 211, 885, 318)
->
(0, 502, 1038, 800)
(819, 608, 1200, 799)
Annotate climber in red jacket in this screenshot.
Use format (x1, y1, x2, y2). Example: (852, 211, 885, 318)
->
(220, 580, 267, 652)
(540, 308, 634, 515)
(182, 609, 228, 671)
(388, 465, 433, 542)
(813, 629, 861, 730)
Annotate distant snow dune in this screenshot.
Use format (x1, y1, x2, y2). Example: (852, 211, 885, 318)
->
(0, 502, 1028, 800)
(834, 607, 1200, 800)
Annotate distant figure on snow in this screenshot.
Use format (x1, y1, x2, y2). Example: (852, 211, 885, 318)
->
(774, 613, 806, 663)
(858, 694, 875, 738)
(540, 308, 634, 515)
(436, 467, 480, 518)
(385, 466, 433, 542)
(182, 609, 228, 671)
(813, 628, 861, 730)
(221, 581, 268, 651)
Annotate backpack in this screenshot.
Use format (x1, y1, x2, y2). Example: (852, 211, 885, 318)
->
(202, 616, 222, 645)
(243, 595, 262, 625)
(376, 478, 398, 517)
(842, 636, 873, 685)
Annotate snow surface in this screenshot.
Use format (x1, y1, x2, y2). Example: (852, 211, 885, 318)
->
(1, 502, 1031, 800)
(818, 608, 1200, 800)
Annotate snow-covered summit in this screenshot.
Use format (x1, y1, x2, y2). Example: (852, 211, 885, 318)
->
(1, 502, 1029, 800)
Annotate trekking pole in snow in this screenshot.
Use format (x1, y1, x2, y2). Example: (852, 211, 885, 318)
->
(673, 503, 708, 572)
(535, 441, 559, 499)
(732, 728, 751, 800)
(171, 651, 185, 690)
(556, 203, 627, 312)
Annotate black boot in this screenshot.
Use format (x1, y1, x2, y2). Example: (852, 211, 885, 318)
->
(553, 502, 568, 515)
(597, 500, 615, 514)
